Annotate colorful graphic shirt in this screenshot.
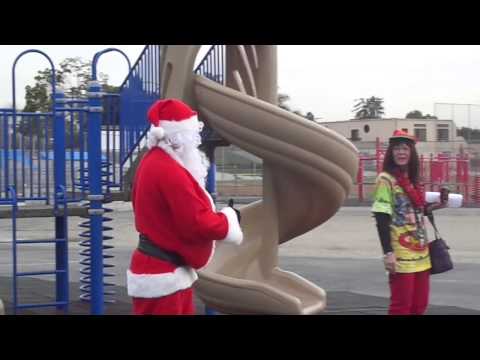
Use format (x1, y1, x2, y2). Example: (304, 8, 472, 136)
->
(372, 172, 431, 273)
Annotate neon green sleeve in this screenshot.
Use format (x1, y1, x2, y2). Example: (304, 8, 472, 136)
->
(371, 177, 393, 215)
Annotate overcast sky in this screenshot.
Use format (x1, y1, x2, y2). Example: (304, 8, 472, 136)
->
(1, 45, 479, 128)
(277, 45, 480, 129)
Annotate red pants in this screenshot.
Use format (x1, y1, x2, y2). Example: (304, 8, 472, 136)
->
(132, 288, 195, 315)
(388, 270, 430, 315)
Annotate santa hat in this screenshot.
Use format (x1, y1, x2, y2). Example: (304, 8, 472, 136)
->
(389, 129, 417, 144)
(147, 99, 200, 143)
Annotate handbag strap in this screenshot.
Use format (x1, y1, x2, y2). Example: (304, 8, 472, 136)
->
(426, 211, 442, 241)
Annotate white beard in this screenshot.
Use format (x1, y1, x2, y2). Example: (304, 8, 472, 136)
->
(175, 142, 210, 188)
(151, 130, 210, 188)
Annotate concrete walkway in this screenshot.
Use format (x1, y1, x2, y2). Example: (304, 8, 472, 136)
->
(1, 204, 479, 315)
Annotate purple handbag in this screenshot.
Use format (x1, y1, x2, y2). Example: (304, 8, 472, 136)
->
(427, 213, 453, 275)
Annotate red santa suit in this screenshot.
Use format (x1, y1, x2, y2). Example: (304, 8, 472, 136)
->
(127, 99, 243, 315)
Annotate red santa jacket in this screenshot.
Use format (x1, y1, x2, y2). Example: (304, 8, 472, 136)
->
(127, 147, 243, 298)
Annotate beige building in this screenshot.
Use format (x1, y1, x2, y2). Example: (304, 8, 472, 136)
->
(319, 118, 469, 155)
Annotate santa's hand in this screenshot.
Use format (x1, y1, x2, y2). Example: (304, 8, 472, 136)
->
(228, 198, 241, 223)
(220, 206, 244, 246)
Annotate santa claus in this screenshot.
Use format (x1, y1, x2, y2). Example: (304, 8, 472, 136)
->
(127, 98, 243, 315)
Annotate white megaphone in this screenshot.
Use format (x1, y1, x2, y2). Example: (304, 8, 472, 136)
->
(425, 191, 463, 208)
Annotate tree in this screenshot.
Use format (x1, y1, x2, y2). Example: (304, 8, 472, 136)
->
(18, 57, 119, 145)
(406, 110, 424, 119)
(353, 96, 385, 119)
(306, 112, 315, 121)
(23, 67, 65, 113)
(457, 127, 480, 142)
(22, 57, 118, 113)
(405, 110, 438, 119)
(61, 57, 119, 97)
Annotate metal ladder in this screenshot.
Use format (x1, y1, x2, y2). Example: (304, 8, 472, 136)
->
(7, 185, 69, 314)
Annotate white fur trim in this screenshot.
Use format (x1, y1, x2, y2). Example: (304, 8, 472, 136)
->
(126, 267, 198, 298)
(150, 126, 165, 140)
(220, 207, 243, 245)
(147, 116, 200, 150)
(159, 115, 200, 135)
(147, 126, 165, 149)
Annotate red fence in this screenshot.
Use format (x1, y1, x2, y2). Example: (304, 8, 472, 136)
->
(356, 138, 479, 205)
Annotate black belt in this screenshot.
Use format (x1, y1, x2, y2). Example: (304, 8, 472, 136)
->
(137, 234, 186, 267)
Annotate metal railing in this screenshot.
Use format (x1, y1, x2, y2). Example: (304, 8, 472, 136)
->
(116, 44, 225, 191)
(194, 45, 225, 84)
(119, 45, 162, 190)
(1, 110, 54, 201)
(1, 45, 224, 201)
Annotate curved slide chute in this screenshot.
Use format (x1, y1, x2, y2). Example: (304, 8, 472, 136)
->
(193, 75, 358, 314)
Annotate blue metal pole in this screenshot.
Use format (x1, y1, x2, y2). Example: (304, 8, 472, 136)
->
(9, 186, 18, 315)
(2, 112, 8, 196)
(91, 48, 131, 81)
(53, 88, 68, 311)
(207, 163, 217, 201)
(87, 80, 105, 315)
(206, 147, 217, 203)
(11, 49, 57, 204)
(205, 307, 218, 315)
(87, 48, 132, 314)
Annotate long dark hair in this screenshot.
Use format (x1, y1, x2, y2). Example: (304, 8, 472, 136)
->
(382, 139, 420, 185)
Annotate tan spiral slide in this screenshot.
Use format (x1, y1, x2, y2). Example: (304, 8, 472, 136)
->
(161, 45, 358, 314)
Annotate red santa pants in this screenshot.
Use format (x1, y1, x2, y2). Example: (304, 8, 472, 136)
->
(388, 270, 430, 315)
(132, 287, 195, 315)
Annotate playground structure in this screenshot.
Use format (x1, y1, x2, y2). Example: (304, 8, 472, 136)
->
(1, 45, 359, 315)
(148, 46, 358, 314)
(1, 46, 155, 314)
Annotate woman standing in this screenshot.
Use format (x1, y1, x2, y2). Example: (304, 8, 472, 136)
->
(372, 130, 446, 315)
